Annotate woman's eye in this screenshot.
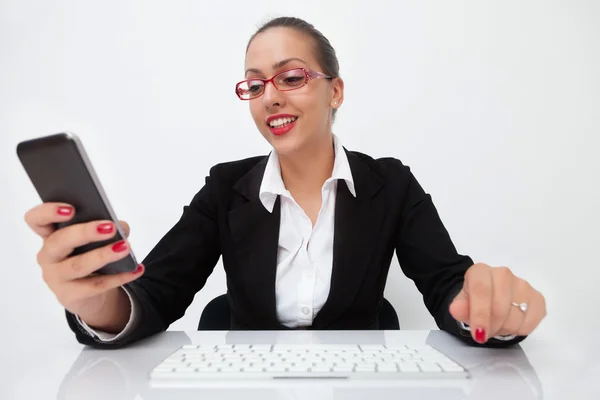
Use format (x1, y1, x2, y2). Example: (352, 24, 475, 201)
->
(284, 77, 303, 84)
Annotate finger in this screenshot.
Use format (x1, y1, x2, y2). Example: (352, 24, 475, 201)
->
(488, 267, 514, 337)
(57, 239, 133, 282)
(25, 203, 75, 238)
(449, 288, 470, 323)
(495, 303, 526, 336)
(38, 220, 120, 265)
(60, 264, 144, 304)
(119, 220, 130, 238)
(465, 263, 493, 343)
(518, 289, 546, 336)
(496, 278, 533, 335)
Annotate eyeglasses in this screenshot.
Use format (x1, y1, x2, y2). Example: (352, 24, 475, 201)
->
(235, 68, 332, 100)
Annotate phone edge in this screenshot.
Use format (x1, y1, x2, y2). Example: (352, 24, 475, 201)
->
(64, 132, 138, 268)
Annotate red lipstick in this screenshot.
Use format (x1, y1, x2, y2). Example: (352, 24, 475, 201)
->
(266, 114, 298, 136)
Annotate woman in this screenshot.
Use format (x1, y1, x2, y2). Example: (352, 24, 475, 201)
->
(24, 16, 546, 348)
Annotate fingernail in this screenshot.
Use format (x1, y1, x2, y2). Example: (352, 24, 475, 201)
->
(111, 240, 128, 253)
(57, 206, 73, 216)
(475, 328, 487, 343)
(97, 223, 114, 234)
(132, 264, 144, 274)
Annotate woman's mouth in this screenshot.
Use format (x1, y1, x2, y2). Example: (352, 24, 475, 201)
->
(267, 116, 298, 136)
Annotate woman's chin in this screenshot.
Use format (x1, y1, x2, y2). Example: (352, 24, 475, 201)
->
(267, 132, 303, 156)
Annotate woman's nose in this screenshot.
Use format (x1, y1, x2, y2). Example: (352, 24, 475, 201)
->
(262, 82, 284, 109)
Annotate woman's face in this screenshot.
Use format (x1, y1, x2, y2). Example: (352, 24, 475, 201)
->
(244, 27, 343, 156)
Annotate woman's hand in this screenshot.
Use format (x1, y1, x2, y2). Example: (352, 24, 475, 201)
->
(24, 202, 144, 326)
(449, 263, 547, 343)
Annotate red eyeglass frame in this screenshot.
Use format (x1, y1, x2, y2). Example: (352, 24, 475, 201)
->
(235, 67, 333, 100)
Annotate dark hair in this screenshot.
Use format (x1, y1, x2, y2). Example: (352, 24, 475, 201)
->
(247, 16, 340, 121)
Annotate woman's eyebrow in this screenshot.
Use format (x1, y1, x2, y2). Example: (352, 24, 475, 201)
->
(245, 57, 308, 76)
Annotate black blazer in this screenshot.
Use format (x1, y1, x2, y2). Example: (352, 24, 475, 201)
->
(67, 149, 523, 348)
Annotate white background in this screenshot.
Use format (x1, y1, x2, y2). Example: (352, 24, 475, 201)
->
(1, 0, 599, 397)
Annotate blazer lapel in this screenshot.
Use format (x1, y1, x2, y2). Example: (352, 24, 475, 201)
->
(228, 158, 282, 328)
(312, 150, 386, 329)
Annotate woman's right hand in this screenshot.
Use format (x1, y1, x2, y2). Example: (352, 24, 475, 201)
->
(24, 202, 144, 327)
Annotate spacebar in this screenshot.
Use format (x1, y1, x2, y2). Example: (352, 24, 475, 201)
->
(272, 375, 348, 379)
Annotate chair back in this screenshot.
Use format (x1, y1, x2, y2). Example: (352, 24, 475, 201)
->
(198, 295, 400, 330)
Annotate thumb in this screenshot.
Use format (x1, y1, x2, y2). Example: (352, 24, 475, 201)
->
(449, 287, 470, 323)
(118, 220, 130, 238)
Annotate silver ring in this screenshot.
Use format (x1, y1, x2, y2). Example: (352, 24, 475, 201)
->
(512, 302, 528, 312)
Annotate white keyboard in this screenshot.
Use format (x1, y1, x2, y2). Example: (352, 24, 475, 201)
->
(150, 344, 469, 380)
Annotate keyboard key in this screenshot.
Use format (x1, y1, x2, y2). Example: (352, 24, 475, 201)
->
(311, 366, 332, 373)
(288, 365, 311, 372)
(332, 366, 354, 372)
(385, 345, 408, 350)
(266, 366, 287, 373)
(359, 345, 385, 350)
(441, 364, 466, 372)
(243, 366, 265, 372)
(418, 363, 442, 372)
(398, 362, 420, 372)
(220, 366, 242, 372)
(355, 365, 376, 372)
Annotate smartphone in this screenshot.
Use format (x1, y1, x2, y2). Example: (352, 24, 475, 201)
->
(16, 132, 138, 274)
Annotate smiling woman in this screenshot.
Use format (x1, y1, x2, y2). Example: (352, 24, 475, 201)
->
(242, 20, 343, 161)
(23, 16, 546, 349)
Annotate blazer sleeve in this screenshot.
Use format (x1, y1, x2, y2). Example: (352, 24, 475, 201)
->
(66, 169, 222, 348)
(394, 163, 525, 347)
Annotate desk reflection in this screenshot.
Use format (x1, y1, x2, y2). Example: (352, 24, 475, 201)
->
(57, 331, 542, 400)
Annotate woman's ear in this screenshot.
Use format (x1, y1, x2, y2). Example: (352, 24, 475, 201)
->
(331, 77, 344, 108)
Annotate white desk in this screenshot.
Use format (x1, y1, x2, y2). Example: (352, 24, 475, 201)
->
(4, 329, 599, 399)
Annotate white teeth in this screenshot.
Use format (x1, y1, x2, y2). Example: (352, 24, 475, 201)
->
(269, 117, 297, 127)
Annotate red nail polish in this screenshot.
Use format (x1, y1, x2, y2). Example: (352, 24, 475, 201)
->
(132, 264, 144, 274)
(111, 240, 127, 253)
(475, 328, 486, 343)
(57, 206, 73, 216)
(97, 223, 114, 234)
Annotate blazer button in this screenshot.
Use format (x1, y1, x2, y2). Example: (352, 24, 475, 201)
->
(302, 307, 310, 315)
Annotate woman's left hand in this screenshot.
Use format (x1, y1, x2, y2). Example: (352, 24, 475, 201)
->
(449, 263, 547, 343)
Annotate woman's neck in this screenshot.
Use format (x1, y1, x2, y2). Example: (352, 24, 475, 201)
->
(278, 134, 335, 195)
